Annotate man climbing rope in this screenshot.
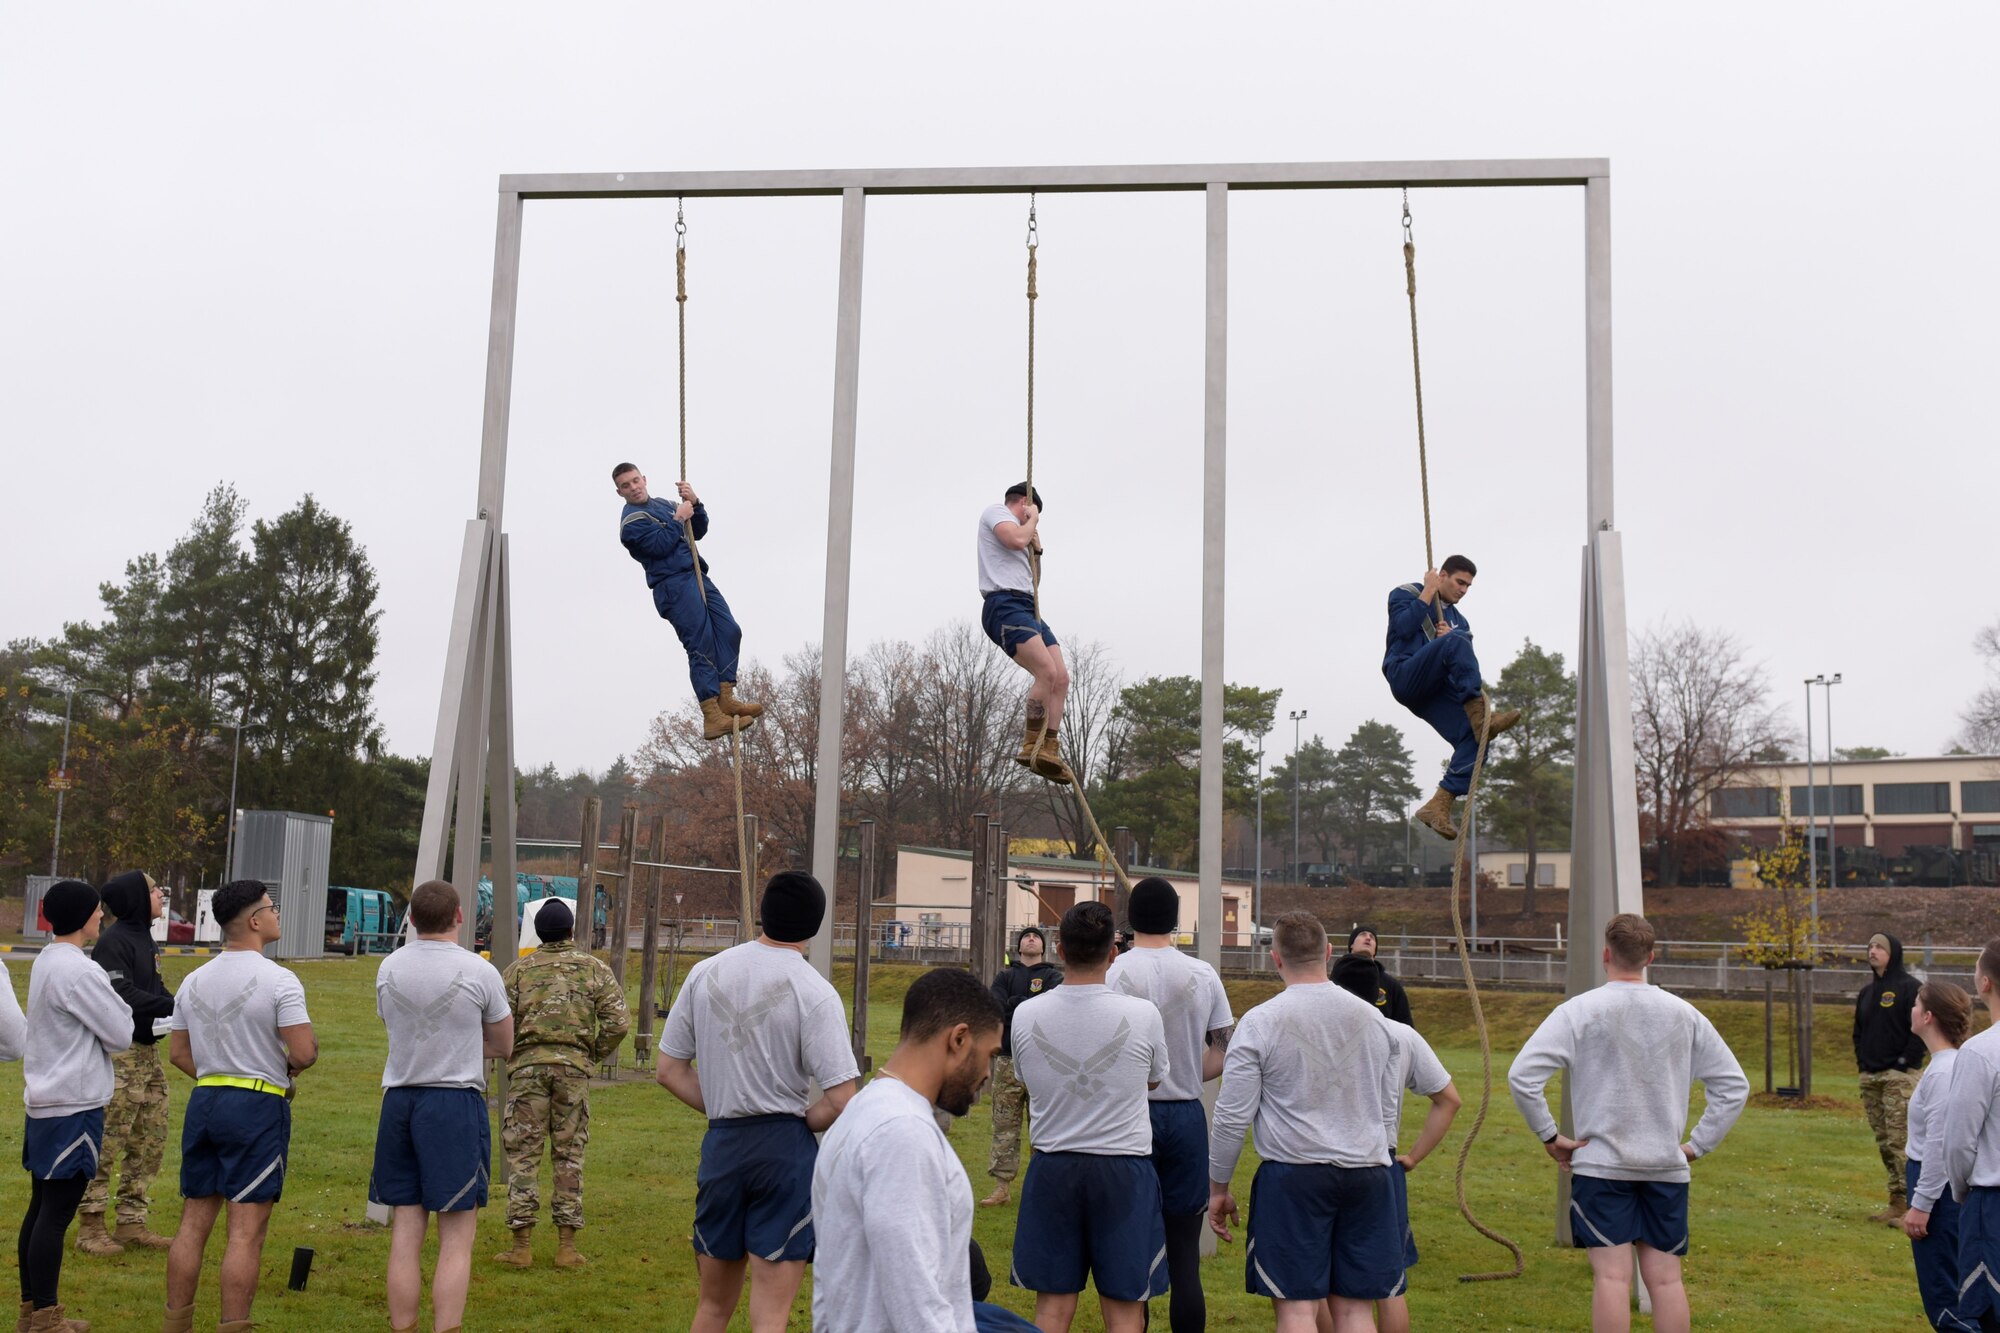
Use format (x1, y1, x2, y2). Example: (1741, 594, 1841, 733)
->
(614, 463, 763, 740)
(1383, 556, 1519, 840)
(978, 482, 1070, 784)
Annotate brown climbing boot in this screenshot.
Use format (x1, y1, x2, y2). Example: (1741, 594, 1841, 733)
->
(1030, 727, 1072, 785)
(1463, 695, 1521, 742)
(979, 1182, 1010, 1207)
(217, 1322, 254, 1333)
(700, 696, 752, 740)
(73, 1213, 122, 1257)
(1012, 713, 1046, 770)
(1870, 1190, 1909, 1224)
(161, 1305, 194, 1333)
(1414, 787, 1460, 841)
(554, 1225, 586, 1269)
(113, 1220, 171, 1251)
(718, 682, 764, 720)
(493, 1224, 533, 1267)
(17, 1299, 31, 1333)
(27, 1306, 88, 1333)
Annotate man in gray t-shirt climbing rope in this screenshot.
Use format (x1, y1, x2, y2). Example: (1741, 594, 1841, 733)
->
(977, 482, 1071, 783)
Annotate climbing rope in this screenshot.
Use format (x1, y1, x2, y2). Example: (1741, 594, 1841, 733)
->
(1024, 194, 1042, 620)
(675, 199, 706, 607)
(1403, 187, 1523, 1283)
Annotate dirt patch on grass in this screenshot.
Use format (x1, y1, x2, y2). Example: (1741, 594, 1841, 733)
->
(1748, 1091, 1858, 1113)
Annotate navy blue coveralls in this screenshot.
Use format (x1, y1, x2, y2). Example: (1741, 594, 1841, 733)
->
(1382, 582, 1485, 797)
(621, 496, 742, 703)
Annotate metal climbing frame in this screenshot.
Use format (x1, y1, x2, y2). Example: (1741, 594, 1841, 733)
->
(416, 157, 1641, 1013)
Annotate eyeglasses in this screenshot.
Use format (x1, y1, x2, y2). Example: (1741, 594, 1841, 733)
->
(250, 902, 280, 920)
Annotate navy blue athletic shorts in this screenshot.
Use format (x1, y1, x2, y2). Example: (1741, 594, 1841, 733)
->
(370, 1086, 490, 1213)
(182, 1085, 292, 1203)
(1567, 1174, 1689, 1255)
(22, 1110, 104, 1182)
(1244, 1160, 1402, 1302)
(981, 591, 1058, 659)
(1390, 1159, 1419, 1269)
(693, 1114, 817, 1263)
(1010, 1151, 1167, 1302)
(1949, 1186, 2000, 1329)
(1148, 1100, 1209, 1217)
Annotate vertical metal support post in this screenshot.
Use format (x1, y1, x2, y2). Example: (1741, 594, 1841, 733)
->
(448, 550, 496, 951)
(486, 537, 519, 965)
(610, 806, 638, 990)
(851, 820, 876, 1073)
(415, 522, 491, 890)
(1196, 181, 1227, 972)
(576, 797, 603, 956)
(635, 814, 666, 1061)
(809, 186, 867, 981)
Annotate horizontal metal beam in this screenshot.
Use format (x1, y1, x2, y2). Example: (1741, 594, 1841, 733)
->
(500, 159, 1607, 200)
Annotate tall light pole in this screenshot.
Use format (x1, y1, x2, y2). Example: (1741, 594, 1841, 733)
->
(221, 712, 247, 883)
(49, 686, 77, 876)
(1289, 710, 1307, 883)
(1821, 673, 1842, 926)
(1253, 741, 1266, 930)
(1803, 677, 1822, 938)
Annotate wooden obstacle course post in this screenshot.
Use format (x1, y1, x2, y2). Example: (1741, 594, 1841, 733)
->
(850, 819, 875, 1074)
(576, 797, 603, 953)
(741, 813, 760, 945)
(635, 813, 667, 1064)
(970, 814, 993, 981)
(992, 824, 1010, 973)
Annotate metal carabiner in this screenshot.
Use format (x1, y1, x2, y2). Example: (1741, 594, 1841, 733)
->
(676, 197, 687, 251)
(1401, 187, 1414, 244)
(1025, 192, 1038, 248)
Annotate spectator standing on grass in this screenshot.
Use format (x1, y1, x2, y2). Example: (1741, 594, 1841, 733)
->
(1507, 913, 1748, 1333)
(1898, 980, 1972, 1330)
(982, 924, 1062, 1208)
(1856, 931, 1926, 1225)
(1941, 940, 2000, 1333)
(162, 879, 317, 1333)
(78, 869, 176, 1256)
(371, 880, 513, 1333)
(656, 872, 860, 1333)
(21, 879, 132, 1332)
(493, 897, 629, 1272)
(1330, 925, 1413, 1026)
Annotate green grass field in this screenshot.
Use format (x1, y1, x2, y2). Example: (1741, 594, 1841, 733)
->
(0, 955, 1933, 1331)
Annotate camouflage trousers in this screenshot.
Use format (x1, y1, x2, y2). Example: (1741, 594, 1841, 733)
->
(1860, 1068, 1921, 1204)
(987, 1056, 1029, 1183)
(83, 1043, 169, 1223)
(502, 1065, 592, 1230)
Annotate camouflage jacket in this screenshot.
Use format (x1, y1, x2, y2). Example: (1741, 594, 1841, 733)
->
(502, 941, 631, 1073)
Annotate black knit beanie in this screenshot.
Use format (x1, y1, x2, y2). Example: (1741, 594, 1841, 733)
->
(1128, 877, 1180, 935)
(44, 880, 100, 937)
(535, 897, 575, 942)
(1348, 924, 1379, 952)
(760, 872, 825, 943)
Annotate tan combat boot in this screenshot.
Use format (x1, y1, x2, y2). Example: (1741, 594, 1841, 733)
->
(17, 1299, 31, 1333)
(718, 682, 764, 720)
(1030, 727, 1073, 785)
(73, 1213, 121, 1258)
(1414, 787, 1459, 841)
(161, 1304, 194, 1333)
(1463, 694, 1521, 743)
(493, 1224, 533, 1267)
(1012, 712, 1046, 770)
(554, 1225, 586, 1269)
(27, 1306, 88, 1332)
(217, 1322, 253, 1333)
(113, 1221, 171, 1251)
(701, 697, 751, 740)
(979, 1182, 1010, 1207)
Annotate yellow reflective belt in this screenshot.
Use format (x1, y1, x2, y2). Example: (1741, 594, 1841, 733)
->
(195, 1075, 287, 1097)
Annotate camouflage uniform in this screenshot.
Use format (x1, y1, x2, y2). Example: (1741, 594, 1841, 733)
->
(987, 1056, 1028, 1183)
(500, 940, 630, 1231)
(83, 1043, 169, 1224)
(1859, 1068, 1921, 1205)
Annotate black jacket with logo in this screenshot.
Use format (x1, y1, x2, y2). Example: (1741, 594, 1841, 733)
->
(990, 958, 1064, 1058)
(90, 873, 175, 1046)
(1331, 953, 1414, 1027)
(1853, 933, 1924, 1074)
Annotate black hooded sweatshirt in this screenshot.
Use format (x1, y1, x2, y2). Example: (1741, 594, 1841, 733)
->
(1331, 953, 1414, 1027)
(90, 871, 175, 1046)
(1853, 933, 1924, 1074)
(990, 957, 1064, 1058)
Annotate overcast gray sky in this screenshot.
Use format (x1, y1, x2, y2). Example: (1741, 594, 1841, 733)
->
(4, 4, 1995, 788)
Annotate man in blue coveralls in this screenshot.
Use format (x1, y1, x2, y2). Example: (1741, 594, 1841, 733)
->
(1383, 556, 1519, 841)
(614, 462, 762, 740)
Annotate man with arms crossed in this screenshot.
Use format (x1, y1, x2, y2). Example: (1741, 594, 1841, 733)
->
(1105, 877, 1233, 1333)
(1208, 911, 1407, 1333)
(1009, 900, 1170, 1333)
(657, 872, 860, 1333)
(370, 880, 513, 1333)
(162, 879, 317, 1333)
(1507, 913, 1748, 1333)
(977, 482, 1071, 783)
(811, 968, 1005, 1332)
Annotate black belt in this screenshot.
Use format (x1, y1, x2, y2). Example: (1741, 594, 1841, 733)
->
(708, 1112, 806, 1129)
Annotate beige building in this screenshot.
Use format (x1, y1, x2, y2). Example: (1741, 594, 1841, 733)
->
(886, 845, 1256, 947)
(1708, 754, 2000, 858)
(1474, 849, 1574, 890)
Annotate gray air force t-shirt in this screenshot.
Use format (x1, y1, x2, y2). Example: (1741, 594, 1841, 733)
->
(660, 940, 860, 1120)
(170, 950, 311, 1088)
(976, 503, 1034, 596)
(375, 940, 510, 1091)
(1386, 1014, 1451, 1150)
(1106, 946, 1233, 1102)
(1010, 983, 1169, 1156)
(1210, 980, 1403, 1181)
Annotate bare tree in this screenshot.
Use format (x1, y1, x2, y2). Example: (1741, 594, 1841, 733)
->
(849, 639, 928, 897)
(1959, 619, 2000, 752)
(1631, 621, 1789, 886)
(910, 622, 1030, 848)
(1030, 637, 1123, 857)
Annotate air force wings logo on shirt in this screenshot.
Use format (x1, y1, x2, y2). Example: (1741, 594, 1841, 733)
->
(181, 980, 255, 1028)
(705, 974, 787, 1054)
(381, 972, 476, 1042)
(1029, 1017, 1131, 1098)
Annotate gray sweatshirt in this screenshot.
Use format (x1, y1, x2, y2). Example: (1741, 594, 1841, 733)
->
(0, 960, 26, 1063)
(24, 942, 133, 1117)
(1943, 1024, 2000, 1202)
(1507, 980, 1748, 1183)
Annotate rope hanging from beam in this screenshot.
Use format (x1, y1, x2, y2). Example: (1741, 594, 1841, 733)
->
(676, 199, 706, 607)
